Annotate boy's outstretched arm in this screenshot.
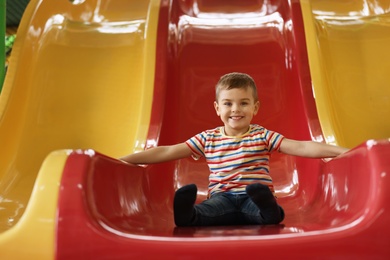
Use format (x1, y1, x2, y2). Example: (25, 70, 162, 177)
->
(120, 143, 192, 165)
(279, 138, 349, 158)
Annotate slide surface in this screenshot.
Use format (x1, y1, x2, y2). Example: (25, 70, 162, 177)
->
(0, 0, 389, 259)
(302, 0, 390, 147)
(0, 0, 158, 258)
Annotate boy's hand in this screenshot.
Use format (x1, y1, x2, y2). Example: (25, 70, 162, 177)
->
(120, 143, 192, 165)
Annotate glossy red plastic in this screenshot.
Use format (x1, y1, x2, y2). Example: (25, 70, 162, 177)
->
(56, 0, 390, 259)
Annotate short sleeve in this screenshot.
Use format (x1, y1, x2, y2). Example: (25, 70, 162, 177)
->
(185, 132, 206, 160)
(264, 129, 284, 152)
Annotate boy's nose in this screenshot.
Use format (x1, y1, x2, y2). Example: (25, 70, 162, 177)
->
(231, 104, 239, 112)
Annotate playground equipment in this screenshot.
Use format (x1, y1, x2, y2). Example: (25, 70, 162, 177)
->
(0, 0, 389, 259)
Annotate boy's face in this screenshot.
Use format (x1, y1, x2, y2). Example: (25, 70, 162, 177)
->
(214, 87, 259, 136)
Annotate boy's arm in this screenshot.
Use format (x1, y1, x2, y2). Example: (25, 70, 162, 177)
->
(119, 143, 192, 165)
(279, 138, 349, 158)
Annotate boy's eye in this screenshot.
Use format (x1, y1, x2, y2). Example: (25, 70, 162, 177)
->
(241, 102, 248, 106)
(223, 102, 232, 106)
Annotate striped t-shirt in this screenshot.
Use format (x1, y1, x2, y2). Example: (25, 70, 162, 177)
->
(185, 124, 284, 197)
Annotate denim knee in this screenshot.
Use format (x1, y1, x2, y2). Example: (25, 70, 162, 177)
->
(193, 193, 239, 226)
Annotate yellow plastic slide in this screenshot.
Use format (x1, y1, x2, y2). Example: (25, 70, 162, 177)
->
(0, 0, 159, 258)
(301, 0, 390, 147)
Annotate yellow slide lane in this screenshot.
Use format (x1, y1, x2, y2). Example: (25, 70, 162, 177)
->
(301, 0, 390, 147)
(0, 0, 159, 258)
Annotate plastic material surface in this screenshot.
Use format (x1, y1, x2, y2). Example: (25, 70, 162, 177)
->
(0, 0, 158, 258)
(302, 0, 390, 147)
(0, 0, 389, 259)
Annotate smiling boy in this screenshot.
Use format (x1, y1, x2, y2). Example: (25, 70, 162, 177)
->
(120, 72, 348, 227)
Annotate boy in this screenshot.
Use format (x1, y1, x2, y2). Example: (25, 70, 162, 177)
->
(120, 72, 348, 227)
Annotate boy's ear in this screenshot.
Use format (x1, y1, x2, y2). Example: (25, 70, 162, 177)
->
(214, 101, 220, 116)
(254, 100, 260, 115)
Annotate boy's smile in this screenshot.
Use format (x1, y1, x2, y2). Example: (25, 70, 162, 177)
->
(214, 87, 259, 136)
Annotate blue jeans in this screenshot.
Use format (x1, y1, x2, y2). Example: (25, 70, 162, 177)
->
(191, 192, 285, 226)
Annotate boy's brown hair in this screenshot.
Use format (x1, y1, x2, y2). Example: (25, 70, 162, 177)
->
(215, 72, 259, 102)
